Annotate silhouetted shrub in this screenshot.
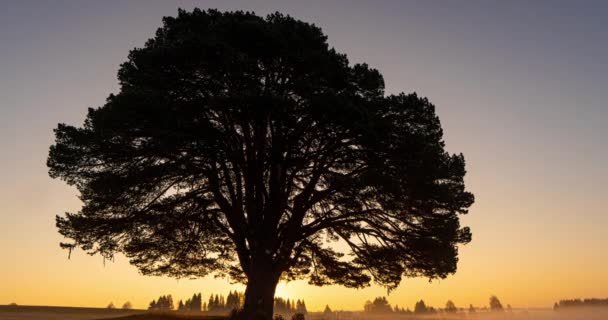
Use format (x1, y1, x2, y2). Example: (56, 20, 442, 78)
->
(228, 308, 244, 320)
(227, 309, 270, 320)
(291, 312, 306, 320)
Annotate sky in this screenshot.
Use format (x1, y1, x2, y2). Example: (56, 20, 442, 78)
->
(1, 0, 607, 312)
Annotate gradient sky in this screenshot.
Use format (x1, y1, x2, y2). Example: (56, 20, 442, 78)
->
(2, 0, 607, 312)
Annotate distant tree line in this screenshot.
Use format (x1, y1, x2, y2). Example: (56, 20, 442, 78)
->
(148, 295, 174, 311)
(274, 297, 308, 315)
(147, 291, 307, 315)
(178, 293, 203, 312)
(104, 301, 132, 310)
(554, 298, 608, 310)
(202, 291, 244, 313)
(364, 297, 393, 314)
(363, 295, 507, 314)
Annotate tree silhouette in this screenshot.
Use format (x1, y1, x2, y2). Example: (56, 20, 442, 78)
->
(226, 291, 242, 311)
(551, 298, 608, 309)
(48, 9, 473, 319)
(178, 300, 184, 311)
(149, 295, 174, 311)
(469, 304, 476, 313)
(295, 299, 307, 314)
(122, 301, 133, 310)
(193, 293, 203, 312)
(364, 296, 393, 314)
(445, 300, 457, 313)
(414, 300, 428, 314)
(489, 295, 503, 312)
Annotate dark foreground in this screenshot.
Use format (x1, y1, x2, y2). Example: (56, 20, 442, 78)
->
(0, 305, 142, 320)
(97, 314, 226, 320)
(0, 306, 226, 320)
(6, 305, 608, 320)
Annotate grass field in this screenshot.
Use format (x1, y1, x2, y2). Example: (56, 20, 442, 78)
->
(0, 305, 143, 320)
(96, 314, 226, 320)
(4, 305, 608, 320)
(0, 305, 229, 320)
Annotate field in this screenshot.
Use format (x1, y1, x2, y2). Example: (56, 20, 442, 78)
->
(0, 305, 143, 320)
(0, 306, 231, 320)
(4, 305, 608, 320)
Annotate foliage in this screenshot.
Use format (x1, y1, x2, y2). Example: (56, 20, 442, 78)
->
(177, 293, 203, 312)
(122, 301, 133, 310)
(295, 300, 307, 314)
(489, 295, 503, 312)
(291, 313, 306, 320)
(170, 290, 306, 316)
(445, 300, 457, 313)
(48, 8, 474, 318)
(228, 308, 242, 319)
(364, 296, 392, 314)
(274, 297, 296, 314)
(414, 300, 428, 314)
(149, 295, 174, 311)
(554, 298, 608, 309)
(393, 305, 412, 314)
(205, 291, 244, 313)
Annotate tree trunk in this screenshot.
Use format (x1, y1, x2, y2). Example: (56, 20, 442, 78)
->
(241, 259, 280, 320)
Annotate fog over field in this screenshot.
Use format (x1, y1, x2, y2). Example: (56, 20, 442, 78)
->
(0, 305, 140, 320)
(4, 306, 608, 320)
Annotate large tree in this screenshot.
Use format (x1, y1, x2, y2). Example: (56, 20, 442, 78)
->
(48, 9, 474, 319)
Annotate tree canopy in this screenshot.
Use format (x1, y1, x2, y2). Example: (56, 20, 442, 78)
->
(364, 296, 393, 314)
(490, 296, 504, 312)
(48, 8, 474, 318)
(414, 300, 428, 314)
(445, 300, 457, 313)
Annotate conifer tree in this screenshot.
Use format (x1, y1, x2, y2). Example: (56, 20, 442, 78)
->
(178, 300, 184, 311)
(49, 9, 474, 319)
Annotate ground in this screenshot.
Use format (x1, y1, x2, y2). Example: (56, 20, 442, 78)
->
(0, 305, 141, 320)
(97, 315, 226, 320)
(0, 306, 226, 320)
(5, 305, 608, 320)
